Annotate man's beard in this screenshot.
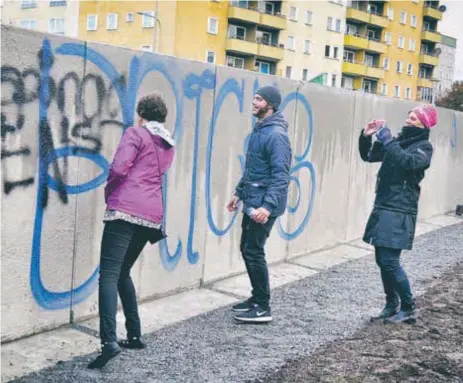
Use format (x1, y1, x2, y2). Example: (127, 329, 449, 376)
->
(253, 105, 270, 118)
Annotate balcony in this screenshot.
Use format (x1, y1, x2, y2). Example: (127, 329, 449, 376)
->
(226, 37, 258, 56)
(228, 5, 260, 24)
(419, 52, 439, 66)
(257, 42, 284, 60)
(259, 12, 286, 30)
(344, 33, 386, 54)
(342, 61, 385, 79)
(346, 7, 389, 28)
(417, 77, 435, 88)
(228, 5, 286, 30)
(423, 5, 443, 20)
(421, 29, 441, 43)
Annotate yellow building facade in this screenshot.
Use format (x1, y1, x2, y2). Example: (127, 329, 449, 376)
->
(342, 0, 443, 102)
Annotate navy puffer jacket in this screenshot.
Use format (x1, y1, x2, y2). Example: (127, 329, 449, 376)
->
(235, 111, 292, 217)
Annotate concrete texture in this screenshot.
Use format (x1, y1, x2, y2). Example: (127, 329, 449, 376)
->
(5, 223, 462, 383)
(211, 262, 318, 298)
(1, 24, 463, 343)
(424, 214, 463, 227)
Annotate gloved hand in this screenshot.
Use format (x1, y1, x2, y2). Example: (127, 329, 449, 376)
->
(376, 126, 393, 145)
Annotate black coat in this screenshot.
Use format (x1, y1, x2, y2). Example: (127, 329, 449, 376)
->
(359, 126, 433, 250)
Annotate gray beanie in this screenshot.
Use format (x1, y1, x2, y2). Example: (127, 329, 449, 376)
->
(256, 86, 282, 111)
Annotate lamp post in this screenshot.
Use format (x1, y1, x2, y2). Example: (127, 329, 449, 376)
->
(137, 4, 161, 52)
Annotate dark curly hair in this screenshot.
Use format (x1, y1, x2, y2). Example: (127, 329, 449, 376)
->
(136, 93, 168, 123)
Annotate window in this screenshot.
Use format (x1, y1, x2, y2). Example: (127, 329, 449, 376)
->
(303, 40, 311, 54)
(368, 3, 378, 14)
(127, 12, 134, 22)
(325, 45, 339, 59)
(331, 74, 337, 87)
(409, 39, 416, 51)
(333, 46, 339, 59)
(406, 88, 412, 99)
(346, 24, 357, 35)
(363, 80, 372, 93)
(411, 15, 417, 28)
(325, 45, 330, 58)
(342, 77, 354, 90)
(142, 11, 155, 28)
(423, 21, 431, 31)
(257, 30, 272, 45)
(344, 50, 355, 63)
(400, 11, 407, 24)
(206, 50, 216, 64)
(87, 15, 98, 31)
(394, 85, 401, 97)
(287, 36, 295, 50)
(228, 25, 246, 40)
(107, 13, 118, 30)
(19, 19, 37, 29)
(264, 2, 275, 15)
(289, 6, 298, 21)
(305, 10, 313, 25)
(365, 54, 374, 67)
(141, 45, 152, 52)
(396, 60, 403, 73)
(285, 66, 292, 79)
(327, 17, 342, 32)
(208, 17, 218, 34)
(48, 17, 64, 34)
(407, 64, 413, 75)
(21, 0, 37, 9)
(367, 29, 379, 41)
(383, 57, 390, 70)
(385, 32, 392, 45)
(398, 35, 405, 49)
(387, 7, 394, 20)
(226, 56, 244, 69)
(49, 0, 67, 6)
(256, 61, 270, 74)
(381, 83, 388, 96)
(302, 69, 308, 81)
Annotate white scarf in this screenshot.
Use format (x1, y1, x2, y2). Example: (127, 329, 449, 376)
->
(143, 121, 176, 147)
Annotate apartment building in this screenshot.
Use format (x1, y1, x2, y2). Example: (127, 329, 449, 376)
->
(1, 0, 79, 37)
(341, 0, 446, 102)
(280, 0, 346, 86)
(433, 34, 456, 99)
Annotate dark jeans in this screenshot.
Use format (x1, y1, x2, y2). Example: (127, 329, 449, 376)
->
(240, 214, 276, 310)
(98, 220, 153, 344)
(375, 246, 414, 309)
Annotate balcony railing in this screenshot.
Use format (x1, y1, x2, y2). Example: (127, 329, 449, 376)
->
(229, 3, 285, 19)
(420, 48, 438, 56)
(346, 31, 382, 43)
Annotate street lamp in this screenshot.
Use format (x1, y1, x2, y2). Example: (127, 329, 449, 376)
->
(137, 9, 162, 53)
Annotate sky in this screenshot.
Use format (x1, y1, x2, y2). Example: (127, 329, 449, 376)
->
(438, 0, 463, 80)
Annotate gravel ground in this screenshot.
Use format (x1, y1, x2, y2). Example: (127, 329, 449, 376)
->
(10, 222, 463, 383)
(256, 261, 463, 383)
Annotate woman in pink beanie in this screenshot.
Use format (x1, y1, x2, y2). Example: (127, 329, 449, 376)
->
(358, 105, 437, 325)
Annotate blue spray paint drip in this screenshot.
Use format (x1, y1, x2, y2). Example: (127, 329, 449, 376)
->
(206, 78, 245, 236)
(31, 39, 108, 309)
(183, 69, 216, 264)
(450, 112, 457, 148)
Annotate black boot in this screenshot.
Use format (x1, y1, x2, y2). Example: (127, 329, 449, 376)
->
(118, 337, 147, 349)
(87, 342, 122, 369)
(370, 301, 400, 322)
(384, 301, 417, 324)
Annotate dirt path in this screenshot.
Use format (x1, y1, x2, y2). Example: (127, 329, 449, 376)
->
(257, 262, 463, 383)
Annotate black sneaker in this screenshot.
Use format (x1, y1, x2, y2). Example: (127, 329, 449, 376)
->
(234, 305, 272, 323)
(87, 342, 122, 369)
(370, 302, 400, 322)
(118, 337, 147, 349)
(232, 299, 255, 313)
(384, 304, 417, 324)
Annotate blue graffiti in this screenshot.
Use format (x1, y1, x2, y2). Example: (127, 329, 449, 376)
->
(277, 91, 316, 240)
(450, 112, 457, 148)
(29, 38, 318, 309)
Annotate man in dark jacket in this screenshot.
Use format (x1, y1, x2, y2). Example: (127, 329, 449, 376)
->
(227, 86, 292, 323)
(359, 105, 437, 324)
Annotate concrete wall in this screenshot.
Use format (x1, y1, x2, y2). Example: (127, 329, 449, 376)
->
(2, 25, 462, 342)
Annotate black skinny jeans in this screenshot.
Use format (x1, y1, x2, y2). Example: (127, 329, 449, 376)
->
(98, 220, 153, 344)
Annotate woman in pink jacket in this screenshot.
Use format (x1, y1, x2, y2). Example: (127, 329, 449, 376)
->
(88, 94, 175, 369)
